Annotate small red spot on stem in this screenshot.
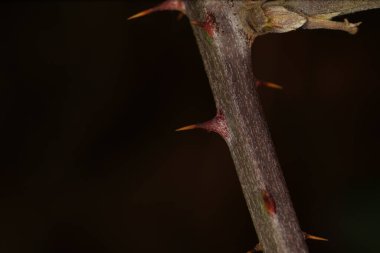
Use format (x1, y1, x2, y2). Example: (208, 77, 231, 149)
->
(191, 12, 217, 38)
(128, 0, 186, 20)
(176, 110, 229, 140)
(262, 190, 276, 216)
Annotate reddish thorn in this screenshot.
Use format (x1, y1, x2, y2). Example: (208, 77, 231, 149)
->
(191, 12, 217, 38)
(176, 110, 229, 140)
(303, 232, 328, 242)
(255, 80, 283, 90)
(262, 190, 277, 216)
(128, 0, 186, 20)
(176, 124, 197, 132)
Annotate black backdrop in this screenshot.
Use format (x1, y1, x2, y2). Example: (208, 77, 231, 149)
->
(0, 1, 379, 253)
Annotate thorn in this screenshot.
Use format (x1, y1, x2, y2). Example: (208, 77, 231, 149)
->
(304, 232, 328, 242)
(262, 190, 277, 216)
(255, 80, 283, 90)
(128, 0, 186, 20)
(248, 231, 327, 253)
(176, 110, 229, 140)
(247, 232, 328, 253)
(128, 9, 155, 20)
(175, 124, 197, 132)
(263, 82, 283, 90)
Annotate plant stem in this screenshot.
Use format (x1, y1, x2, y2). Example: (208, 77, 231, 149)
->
(184, 1, 308, 252)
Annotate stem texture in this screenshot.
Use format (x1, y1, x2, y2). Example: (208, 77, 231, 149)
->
(185, 1, 308, 252)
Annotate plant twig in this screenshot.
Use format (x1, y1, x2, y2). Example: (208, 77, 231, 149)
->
(129, 0, 380, 252)
(183, 0, 380, 252)
(185, 1, 308, 252)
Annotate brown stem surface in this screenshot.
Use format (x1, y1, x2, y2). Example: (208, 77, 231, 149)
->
(185, 1, 307, 252)
(182, 0, 380, 252)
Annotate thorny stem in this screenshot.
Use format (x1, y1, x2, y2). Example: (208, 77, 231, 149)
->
(185, 1, 307, 252)
(129, 0, 380, 252)
(183, 1, 380, 253)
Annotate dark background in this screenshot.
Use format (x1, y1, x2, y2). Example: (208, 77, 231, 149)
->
(0, 1, 379, 253)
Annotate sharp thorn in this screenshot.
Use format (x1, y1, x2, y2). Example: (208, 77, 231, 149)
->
(175, 110, 229, 139)
(175, 124, 198, 132)
(256, 80, 283, 90)
(304, 232, 328, 241)
(248, 232, 327, 253)
(128, 0, 186, 21)
(128, 9, 155, 20)
(265, 82, 283, 90)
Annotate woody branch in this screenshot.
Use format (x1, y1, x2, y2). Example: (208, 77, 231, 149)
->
(129, 1, 380, 252)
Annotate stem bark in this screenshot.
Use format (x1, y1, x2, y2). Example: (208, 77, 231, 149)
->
(185, 1, 308, 252)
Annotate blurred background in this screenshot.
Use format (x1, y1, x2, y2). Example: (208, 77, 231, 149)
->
(0, 1, 379, 253)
